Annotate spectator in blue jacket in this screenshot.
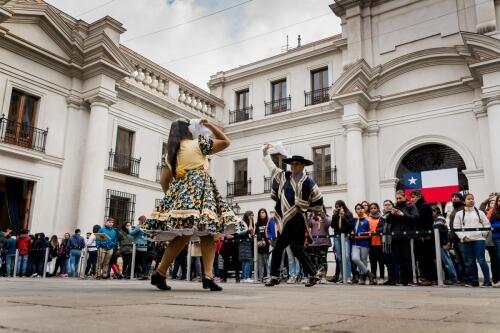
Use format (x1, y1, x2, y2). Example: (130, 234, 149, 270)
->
(130, 215, 149, 279)
(489, 195, 500, 288)
(96, 218, 117, 279)
(67, 229, 86, 278)
(6, 232, 17, 277)
(351, 203, 375, 285)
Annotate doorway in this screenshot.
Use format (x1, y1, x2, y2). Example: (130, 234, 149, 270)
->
(0, 176, 35, 232)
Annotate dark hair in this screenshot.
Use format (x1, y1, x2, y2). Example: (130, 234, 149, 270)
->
(167, 119, 192, 177)
(93, 224, 100, 233)
(257, 208, 268, 224)
(75, 229, 81, 234)
(334, 200, 351, 215)
(383, 199, 394, 207)
(494, 196, 500, 219)
(369, 202, 380, 211)
(121, 224, 129, 234)
(242, 211, 254, 226)
(361, 201, 370, 206)
(410, 190, 423, 198)
(354, 203, 364, 211)
(432, 205, 442, 215)
(395, 190, 406, 200)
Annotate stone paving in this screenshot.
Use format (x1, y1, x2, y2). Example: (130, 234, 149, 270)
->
(1, 278, 499, 333)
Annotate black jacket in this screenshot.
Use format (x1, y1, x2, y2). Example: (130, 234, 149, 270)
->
(414, 198, 434, 233)
(331, 211, 354, 235)
(386, 201, 419, 238)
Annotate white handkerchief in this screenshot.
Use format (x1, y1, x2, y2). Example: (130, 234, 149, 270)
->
(269, 141, 290, 157)
(188, 119, 212, 138)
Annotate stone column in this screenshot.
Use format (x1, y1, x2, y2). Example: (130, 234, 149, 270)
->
(379, 178, 398, 203)
(365, 123, 380, 203)
(76, 97, 114, 231)
(344, 122, 366, 208)
(486, 98, 500, 191)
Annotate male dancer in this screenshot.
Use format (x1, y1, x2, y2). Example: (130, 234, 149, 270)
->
(262, 144, 324, 287)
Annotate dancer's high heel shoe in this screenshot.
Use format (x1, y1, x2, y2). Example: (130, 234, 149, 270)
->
(151, 271, 171, 291)
(202, 277, 223, 291)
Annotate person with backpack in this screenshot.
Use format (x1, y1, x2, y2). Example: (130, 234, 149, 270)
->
(453, 193, 491, 287)
(432, 206, 458, 285)
(67, 229, 86, 278)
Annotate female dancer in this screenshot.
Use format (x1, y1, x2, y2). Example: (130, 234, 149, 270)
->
(150, 118, 237, 291)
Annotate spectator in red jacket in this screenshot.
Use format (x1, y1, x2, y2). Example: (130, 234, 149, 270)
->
(16, 229, 31, 277)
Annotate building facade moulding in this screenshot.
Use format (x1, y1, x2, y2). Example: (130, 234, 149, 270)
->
(384, 135, 478, 180)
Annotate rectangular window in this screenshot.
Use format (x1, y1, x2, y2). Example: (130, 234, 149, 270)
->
(5, 89, 40, 149)
(311, 67, 328, 92)
(113, 127, 135, 175)
(233, 159, 248, 196)
(105, 190, 136, 227)
(312, 145, 331, 186)
(271, 79, 287, 102)
(236, 89, 249, 110)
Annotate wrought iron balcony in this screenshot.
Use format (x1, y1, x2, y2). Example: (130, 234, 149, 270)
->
(229, 106, 253, 124)
(306, 167, 337, 186)
(304, 87, 330, 107)
(264, 176, 272, 193)
(226, 179, 252, 197)
(108, 151, 141, 177)
(265, 96, 291, 116)
(0, 115, 48, 152)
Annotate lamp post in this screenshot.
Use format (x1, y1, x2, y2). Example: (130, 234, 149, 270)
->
(232, 202, 241, 215)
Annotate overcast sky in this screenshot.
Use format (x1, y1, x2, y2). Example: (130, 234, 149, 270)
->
(45, 0, 341, 90)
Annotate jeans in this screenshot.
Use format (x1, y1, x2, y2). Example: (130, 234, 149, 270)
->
(17, 255, 28, 276)
(285, 246, 300, 278)
(351, 245, 370, 274)
(463, 240, 491, 284)
(257, 253, 269, 280)
(69, 249, 82, 278)
(6, 255, 15, 276)
(171, 248, 187, 279)
(333, 236, 351, 279)
(440, 248, 458, 282)
(492, 238, 500, 283)
(241, 259, 252, 279)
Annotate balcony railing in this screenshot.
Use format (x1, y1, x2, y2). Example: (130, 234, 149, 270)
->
(265, 96, 291, 116)
(0, 115, 48, 152)
(227, 179, 252, 197)
(304, 87, 330, 107)
(306, 167, 337, 186)
(156, 163, 165, 182)
(108, 151, 141, 177)
(229, 106, 253, 124)
(264, 176, 272, 193)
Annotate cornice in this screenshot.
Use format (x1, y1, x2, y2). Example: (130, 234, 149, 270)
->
(224, 103, 342, 139)
(209, 35, 344, 87)
(104, 171, 163, 192)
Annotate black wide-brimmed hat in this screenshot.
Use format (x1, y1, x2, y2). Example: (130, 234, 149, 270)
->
(282, 155, 314, 166)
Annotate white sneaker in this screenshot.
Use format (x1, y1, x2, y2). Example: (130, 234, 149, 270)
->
(30, 273, 38, 278)
(245, 278, 254, 283)
(287, 277, 296, 284)
(320, 278, 327, 284)
(493, 281, 500, 288)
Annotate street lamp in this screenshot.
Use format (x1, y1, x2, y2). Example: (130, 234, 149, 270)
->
(232, 202, 241, 215)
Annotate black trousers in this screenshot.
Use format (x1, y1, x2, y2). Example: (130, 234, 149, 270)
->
(392, 238, 412, 285)
(270, 214, 317, 277)
(369, 246, 385, 279)
(220, 242, 239, 281)
(415, 237, 436, 281)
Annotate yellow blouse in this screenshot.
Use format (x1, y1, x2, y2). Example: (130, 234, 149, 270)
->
(168, 136, 213, 178)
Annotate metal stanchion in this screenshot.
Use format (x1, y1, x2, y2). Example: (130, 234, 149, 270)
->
(410, 238, 417, 284)
(253, 236, 258, 282)
(42, 248, 49, 278)
(13, 249, 19, 277)
(130, 243, 137, 279)
(340, 233, 347, 284)
(186, 241, 192, 281)
(433, 228, 444, 287)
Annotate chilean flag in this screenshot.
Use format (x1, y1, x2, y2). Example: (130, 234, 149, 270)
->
(403, 168, 459, 203)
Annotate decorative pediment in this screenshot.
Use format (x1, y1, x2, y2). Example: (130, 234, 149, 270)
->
(330, 59, 378, 97)
(0, 0, 133, 78)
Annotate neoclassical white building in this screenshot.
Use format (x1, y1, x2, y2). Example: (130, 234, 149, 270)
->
(0, 0, 224, 235)
(208, 0, 500, 214)
(1, 0, 500, 235)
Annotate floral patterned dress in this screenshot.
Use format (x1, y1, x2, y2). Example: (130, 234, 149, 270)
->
(146, 136, 238, 240)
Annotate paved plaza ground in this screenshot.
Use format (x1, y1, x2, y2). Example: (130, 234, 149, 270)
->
(1, 278, 499, 333)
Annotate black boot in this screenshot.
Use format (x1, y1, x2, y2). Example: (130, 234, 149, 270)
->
(202, 277, 223, 291)
(265, 276, 280, 287)
(305, 276, 319, 287)
(150, 271, 171, 291)
(367, 272, 376, 285)
(359, 273, 367, 285)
